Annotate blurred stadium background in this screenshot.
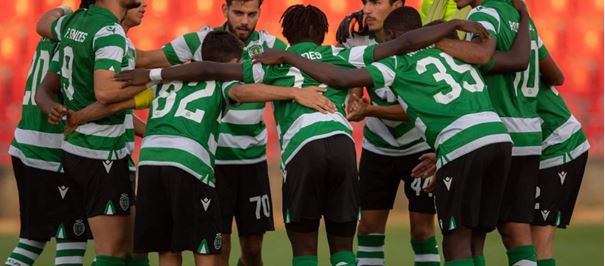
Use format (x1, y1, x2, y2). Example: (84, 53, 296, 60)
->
(0, 0, 602, 265)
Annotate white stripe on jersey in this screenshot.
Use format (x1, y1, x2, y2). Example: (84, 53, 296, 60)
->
(218, 129, 267, 149)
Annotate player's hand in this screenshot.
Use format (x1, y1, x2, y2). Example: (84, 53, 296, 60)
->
(293, 87, 336, 114)
(114, 69, 151, 86)
(512, 0, 528, 15)
(454, 20, 490, 40)
(253, 48, 289, 65)
(424, 176, 436, 193)
(64, 110, 77, 137)
(346, 94, 370, 122)
(411, 153, 437, 178)
(47, 103, 67, 125)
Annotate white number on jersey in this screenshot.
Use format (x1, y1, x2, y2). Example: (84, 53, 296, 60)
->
(24, 50, 51, 105)
(287, 67, 304, 88)
(61, 47, 75, 101)
(514, 40, 540, 97)
(152, 81, 216, 123)
(416, 53, 485, 104)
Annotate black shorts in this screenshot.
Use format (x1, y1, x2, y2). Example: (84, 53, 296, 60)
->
(533, 152, 588, 228)
(215, 161, 274, 236)
(62, 152, 133, 218)
(283, 135, 359, 224)
(134, 166, 222, 254)
(359, 149, 435, 214)
(11, 156, 90, 241)
(434, 143, 512, 234)
(499, 155, 540, 224)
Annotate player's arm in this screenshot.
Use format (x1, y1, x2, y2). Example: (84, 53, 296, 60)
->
(34, 72, 67, 125)
(486, 0, 531, 73)
(539, 55, 564, 86)
(133, 114, 146, 137)
(115, 62, 244, 86)
(95, 71, 147, 104)
(36, 6, 71, 39)
(136, 49, 172, 68)
(372, 19, 491, 61)
(67, 99, 135, 127)
(254, 49, 374, 89)
(434, 35, 496, 65)
(228, 84, 336, 113)
(347, 94, 408, 122)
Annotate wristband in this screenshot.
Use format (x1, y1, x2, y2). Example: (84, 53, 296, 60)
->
(149, 68, 163, 82)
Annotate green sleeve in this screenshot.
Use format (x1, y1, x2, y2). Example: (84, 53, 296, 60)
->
(537, 36, 550, 60)
(241, 60, 267, 84)
(467, 7, 501, 39)
(162, 31, 203, 65)
(93, 25, 126, 72)
(365, 56, 398, 89)
(49, 50, 61, 74)
(336, 45, 376, 68)
(220, 80, 241, 104)
(50, 15, 68, 41)
(272, 37, 288, 50)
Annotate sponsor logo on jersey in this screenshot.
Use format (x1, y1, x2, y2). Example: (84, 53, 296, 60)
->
(214, 233, 222, 250)
(58, 186, 69, 199)
(119, 193, 130, 211)
(73, 219, 86, 236)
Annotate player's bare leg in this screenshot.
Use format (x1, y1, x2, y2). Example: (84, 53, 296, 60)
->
(239, 234, 264, 266)
(358, 210, 390, 235)
(498, 222, 533, 249)
(442, 226, 472, 261)
(159, 252, 182, 266)
(409, 212, 435, 240)
(531, 225, 556, 259)
(409, 211, 439, 266)
(194, 254, 220, 266)
(287, 230, 318, 256)
(218, 234, 231, 266)
(89, 215, 131, 258)
(471, 231, 487, 266)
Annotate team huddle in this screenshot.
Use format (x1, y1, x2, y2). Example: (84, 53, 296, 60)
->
(4, 0, 590, 266)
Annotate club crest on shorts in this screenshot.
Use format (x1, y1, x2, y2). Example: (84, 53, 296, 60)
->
(214, 233, 222, 250)
(73, 219, 85, 236)
(119, 193, 130, 211)
(248, 44, 263, 57)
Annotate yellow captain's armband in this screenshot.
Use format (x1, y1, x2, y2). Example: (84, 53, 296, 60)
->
(134, 88, 154, 109)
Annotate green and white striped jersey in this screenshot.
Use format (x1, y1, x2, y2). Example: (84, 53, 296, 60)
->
(366, 47, 511, 169)
(9, 38, 64, 172)
(242, 42, 359, 166)
(467, 0, 544, 156)
(538, 83, 589, 169)
(139, 80, 236, 187)
(124, 38, 136, 171)
(51, 5, 129, 160)
(162, 25, 287, 164)
(343, 45, 432, 156)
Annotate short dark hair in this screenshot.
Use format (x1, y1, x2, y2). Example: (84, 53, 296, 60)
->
(362, 0, 405, 5)
(425, 19, 459, 40)
(280, 5, 329, 45)
(226, 0, 263, 7)
(383, 6, 422, 34)
(80, 0, 95, 9)
(201, 31, 244, 63)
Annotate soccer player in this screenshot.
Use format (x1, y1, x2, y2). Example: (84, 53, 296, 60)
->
(131, 30, 334, 266)
(251, 9, 518, 266)
(337, 0, 403, 48)
(135, 1, 287, 264)
(4, 2, 93, 266)
(114, 6, 488, 266)
(437, 0, 542, 265)
(341, 6, 441, 266)
(35, 0, 149, 265)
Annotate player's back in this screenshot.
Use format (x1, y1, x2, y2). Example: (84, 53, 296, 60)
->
(369, 47, 510, 167)
(468, 0, 543, 155)
(139, 80, 234, 186)
(242, 42, 357, 165)
(9, 38, 64, 172)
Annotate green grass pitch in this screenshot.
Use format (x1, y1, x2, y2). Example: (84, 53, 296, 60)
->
(0, 224, 602, 265)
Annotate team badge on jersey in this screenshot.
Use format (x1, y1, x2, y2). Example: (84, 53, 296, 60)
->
(214, 233, 222, 250)
(119, 193, 130, 211)
(248, 44, 263, 57)
(73, 219, 86, 236)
